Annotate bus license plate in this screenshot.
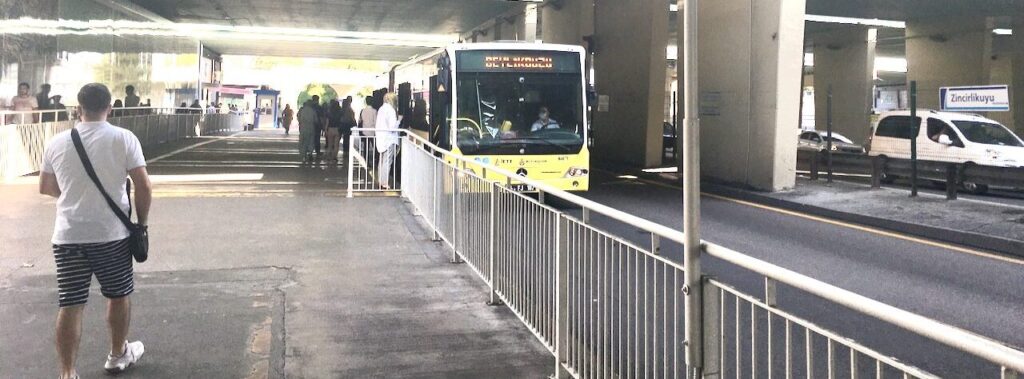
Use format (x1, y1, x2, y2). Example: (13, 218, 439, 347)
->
(509, 184, 535, 192)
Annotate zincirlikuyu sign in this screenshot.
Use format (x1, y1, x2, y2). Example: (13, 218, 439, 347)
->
(940, 85, 1010, 112)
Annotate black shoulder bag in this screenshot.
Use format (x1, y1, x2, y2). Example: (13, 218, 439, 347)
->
(70, 129, 149, 262)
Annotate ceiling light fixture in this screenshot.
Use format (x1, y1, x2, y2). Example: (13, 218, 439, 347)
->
(804, 15, 906, 29)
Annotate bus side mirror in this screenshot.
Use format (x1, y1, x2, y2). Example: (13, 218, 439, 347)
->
(938, 134, 953, 146)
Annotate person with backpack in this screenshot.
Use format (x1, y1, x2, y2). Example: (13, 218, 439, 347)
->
(39, 83, 152, 379)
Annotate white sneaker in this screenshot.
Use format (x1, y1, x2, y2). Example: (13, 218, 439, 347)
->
(104, 340, 144, 373)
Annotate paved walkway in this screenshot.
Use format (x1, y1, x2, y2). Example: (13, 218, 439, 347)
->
(0, 130, 551, 378)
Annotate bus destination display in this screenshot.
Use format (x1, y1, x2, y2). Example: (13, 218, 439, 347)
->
(485, 56, 553, 70)
(457, 50, 581, 73)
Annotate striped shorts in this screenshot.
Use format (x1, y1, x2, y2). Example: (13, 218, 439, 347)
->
(53, 238, 134, 308)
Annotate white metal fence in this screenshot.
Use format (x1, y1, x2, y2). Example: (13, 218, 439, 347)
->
(1, 108, 243, 179)
(349, 130, 1024, 378)
(348, 129, 400, 192)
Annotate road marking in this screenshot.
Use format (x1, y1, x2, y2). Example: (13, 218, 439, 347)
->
(595, 169, 1024, 266)
(147, 132, 243, 163)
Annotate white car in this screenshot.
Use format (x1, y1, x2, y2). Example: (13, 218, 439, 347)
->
(798, 130, 866, 154)
(867, 110, 1024, 192)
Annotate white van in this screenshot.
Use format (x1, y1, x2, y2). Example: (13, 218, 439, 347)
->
(867, 110, 1024, 192)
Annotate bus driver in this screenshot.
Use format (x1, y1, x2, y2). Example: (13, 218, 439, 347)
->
(531, 106, 560, 132)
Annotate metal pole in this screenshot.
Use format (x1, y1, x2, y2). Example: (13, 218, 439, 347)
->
(826, 85, 834, 184)
(910, 80, 918, 197)
(680, 0, 704, 377)
(488, 181, 500, 305)
(554, 214, 570, 378)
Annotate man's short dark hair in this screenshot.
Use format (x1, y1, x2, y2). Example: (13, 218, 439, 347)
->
(125, 85, 135, 93)
(311, 95, 320, 102)
(18, 82, 29, 89)
(77, 83, 112, 115)
(41, 83, 51, 91)
(365, 96, 373, 104)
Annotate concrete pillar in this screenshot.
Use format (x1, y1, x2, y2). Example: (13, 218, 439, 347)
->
(811, 25, 877, 145)
(592, 0, 668, 167)
(696, 0, 806, 191)
(988, 39, 1015, 129)
(905, 16, 994, 111)
(540, 0, 593, 45)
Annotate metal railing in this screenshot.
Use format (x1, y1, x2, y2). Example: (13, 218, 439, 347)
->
(348, 130, 1024, 378)
(348, 129, 401, 192)
(798, 150, 1024, 197)
(1, 109, 243, 179)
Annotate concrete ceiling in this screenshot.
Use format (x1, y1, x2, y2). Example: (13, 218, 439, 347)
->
(130, 0, 517, 33)
(119, 0, 522, 60)
(109, 0, 1021, 61)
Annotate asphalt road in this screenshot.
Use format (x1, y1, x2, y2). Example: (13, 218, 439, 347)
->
(555, 169, 1024, 377)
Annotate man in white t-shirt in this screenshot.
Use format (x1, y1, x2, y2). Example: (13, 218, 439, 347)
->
(40, 83, 152, 379)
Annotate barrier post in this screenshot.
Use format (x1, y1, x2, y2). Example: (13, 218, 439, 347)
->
(809, 151, 820, 181)
(826, 85, 834, 184)
(871, 156, 882, 189)
(946, 163, 958, 200)
(910, 80, 919, 197)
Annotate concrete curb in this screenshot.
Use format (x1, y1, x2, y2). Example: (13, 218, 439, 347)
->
(700, 182, 1024, 259)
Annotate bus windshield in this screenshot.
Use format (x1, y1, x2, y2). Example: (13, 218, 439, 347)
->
(455, 72, 585, 155)
(953, 121, 1024, 147)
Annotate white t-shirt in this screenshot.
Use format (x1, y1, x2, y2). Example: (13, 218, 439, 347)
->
(42, 121, 147, 244)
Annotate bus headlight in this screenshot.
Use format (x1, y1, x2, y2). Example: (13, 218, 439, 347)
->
(565, 167, 590, 178)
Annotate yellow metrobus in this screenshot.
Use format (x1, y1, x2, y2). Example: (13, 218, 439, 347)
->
(387, 42, 590, 192)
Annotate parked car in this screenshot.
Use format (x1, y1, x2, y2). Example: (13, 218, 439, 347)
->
(798, 130, 866, 154)
(867, 110, 1024, 193)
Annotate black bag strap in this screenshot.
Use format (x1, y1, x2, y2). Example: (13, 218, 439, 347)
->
(70, 128, 135, 230)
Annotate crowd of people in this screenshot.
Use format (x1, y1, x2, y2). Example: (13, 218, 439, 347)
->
(2, 82, 70, 123)
(296, 94, 361, 164)
(1, 82, 169, 123)
(291, 92, 425, 189)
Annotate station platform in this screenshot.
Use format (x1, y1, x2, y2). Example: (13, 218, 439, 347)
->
(0, 130, 551, 378)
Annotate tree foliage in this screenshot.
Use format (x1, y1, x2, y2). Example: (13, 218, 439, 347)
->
(297, 83, 337, 107)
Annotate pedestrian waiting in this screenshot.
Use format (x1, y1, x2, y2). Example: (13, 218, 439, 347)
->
(39, 83, 152, 379)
